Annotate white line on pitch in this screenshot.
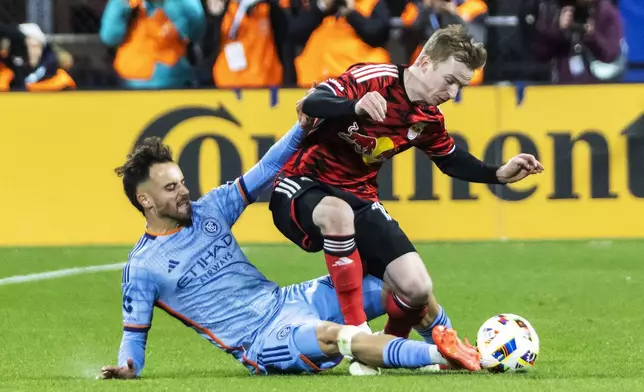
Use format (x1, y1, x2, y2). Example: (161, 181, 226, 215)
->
(0, 247, 250, 286)
(0, 262, 126, 286)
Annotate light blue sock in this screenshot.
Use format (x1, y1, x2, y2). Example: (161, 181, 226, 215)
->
(415, 305, 452, 344)
(382, 338, 432, 368)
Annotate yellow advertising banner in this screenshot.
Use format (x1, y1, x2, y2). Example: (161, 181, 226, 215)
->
(1, 85, 643, 246)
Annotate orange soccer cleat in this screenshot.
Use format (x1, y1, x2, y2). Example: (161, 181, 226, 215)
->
(432, 325, 482, 371)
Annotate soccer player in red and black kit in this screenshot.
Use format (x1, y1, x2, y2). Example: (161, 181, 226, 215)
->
(269, 26, 544, 348)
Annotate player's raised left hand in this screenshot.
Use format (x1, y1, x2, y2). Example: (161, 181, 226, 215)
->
(98, 358, 137, 380)
(297, 82, 318, 132)
(496, 154, 544, 184)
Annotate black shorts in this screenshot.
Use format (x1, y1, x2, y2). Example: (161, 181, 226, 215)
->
(269, 175, 416, 279)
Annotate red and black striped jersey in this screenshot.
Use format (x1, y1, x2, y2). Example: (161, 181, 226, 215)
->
(279, 63, 455, 201)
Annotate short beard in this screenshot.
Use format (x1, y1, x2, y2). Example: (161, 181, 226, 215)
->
(163, 204, 193, 228)
(176, 204, 193, 227)
(177, 215, 193, 228)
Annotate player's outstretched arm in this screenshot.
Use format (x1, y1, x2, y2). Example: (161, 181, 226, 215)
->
(100, 264, 157, 379)
(495, 153, 545, 183)
(432, 146, 543, 184)
(241, 122, 305, 201)
(99, 331, 148, 379)
(200, 122, 304, 228)
(301, 64, 394, 121)
(240, 84, 318, 200)
(201, 86, 318, 226)
(302, 89, 387, 122)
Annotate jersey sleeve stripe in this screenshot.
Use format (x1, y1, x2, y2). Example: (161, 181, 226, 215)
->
(355, 71, 399, 83)
(318, 82, 338, 96)
(155, 299, 261, 374)
(350, 64, 397, 77)
(327, 78, 344, 91)
(237, 177, 251, 205)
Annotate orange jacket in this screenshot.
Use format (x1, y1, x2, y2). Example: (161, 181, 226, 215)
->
(295, 0, 391, 87)
(0, 63, 12, 91)
(457, 0, 487, 22)
(0, 63, 76, 91)
(27, 69, 76, 91)
(112, 4, 187, 81)
(213, 1, 283, 88)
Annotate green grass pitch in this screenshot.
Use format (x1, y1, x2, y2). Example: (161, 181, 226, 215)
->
(1, 241, 642, 392)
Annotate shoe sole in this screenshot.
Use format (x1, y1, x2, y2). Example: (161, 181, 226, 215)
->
(433, 327, 481, 371)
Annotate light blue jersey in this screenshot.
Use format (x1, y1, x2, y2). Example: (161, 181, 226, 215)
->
(121, 181, 285, 371)
(117, 124, 305, 374)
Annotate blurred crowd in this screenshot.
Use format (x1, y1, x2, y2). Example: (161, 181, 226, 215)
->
(0, 0, 634, 91)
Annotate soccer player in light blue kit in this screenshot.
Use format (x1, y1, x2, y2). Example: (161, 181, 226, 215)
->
(99, 95, 480, 380)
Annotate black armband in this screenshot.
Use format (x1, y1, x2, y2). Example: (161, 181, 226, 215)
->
(301, 88, 357, 118)
(433, 145, 502, 184)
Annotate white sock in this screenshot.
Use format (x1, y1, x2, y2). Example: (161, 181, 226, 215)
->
(337, 325, 363, 357)
(428, 345, 450, 366)
(357, 321, 372, 334)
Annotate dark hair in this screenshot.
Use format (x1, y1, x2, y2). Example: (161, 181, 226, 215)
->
(420, 25, 487, 70)
(115, 137, 174, 214)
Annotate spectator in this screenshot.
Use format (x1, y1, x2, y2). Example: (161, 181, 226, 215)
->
(100, 0, 205, 89)
(289, 0, 391, 87)
(401, 0, 487, 85)
(0, 22, 29, 90)
(0, 23, 76, 91)
(456, 0, 488, 46)
(203, 0, 294, 87)
(534, 0, 625, 83)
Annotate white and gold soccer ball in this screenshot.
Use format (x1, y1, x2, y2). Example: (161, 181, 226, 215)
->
(476, 314, 540, 373)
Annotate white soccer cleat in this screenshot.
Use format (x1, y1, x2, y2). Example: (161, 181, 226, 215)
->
(417, 364, 442, 373)
(417, 363, 453, 373)
(349, 360, 381, 376)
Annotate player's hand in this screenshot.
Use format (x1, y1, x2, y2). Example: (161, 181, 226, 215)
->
(355, 91, 387, 123)
(496, 154, 544, 184)
(296, 82, 317, 131)
(98, 358, 137, 380)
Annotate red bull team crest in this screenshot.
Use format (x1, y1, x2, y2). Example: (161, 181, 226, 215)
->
(338, 122, 395, 164)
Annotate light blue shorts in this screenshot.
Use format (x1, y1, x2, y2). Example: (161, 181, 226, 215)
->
(246, 276, 384, 375)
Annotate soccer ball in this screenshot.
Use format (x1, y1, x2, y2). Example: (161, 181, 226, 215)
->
(476, 314, 539, 373)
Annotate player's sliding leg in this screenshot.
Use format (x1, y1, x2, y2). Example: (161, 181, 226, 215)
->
(382, 252, 452, 343)
(312, 196, 368, 330)
(314, 322, 480, 371)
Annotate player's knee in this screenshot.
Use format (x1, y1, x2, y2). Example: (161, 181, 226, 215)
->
(398, 275, 433, 306)
(312, 197, 355, 235)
